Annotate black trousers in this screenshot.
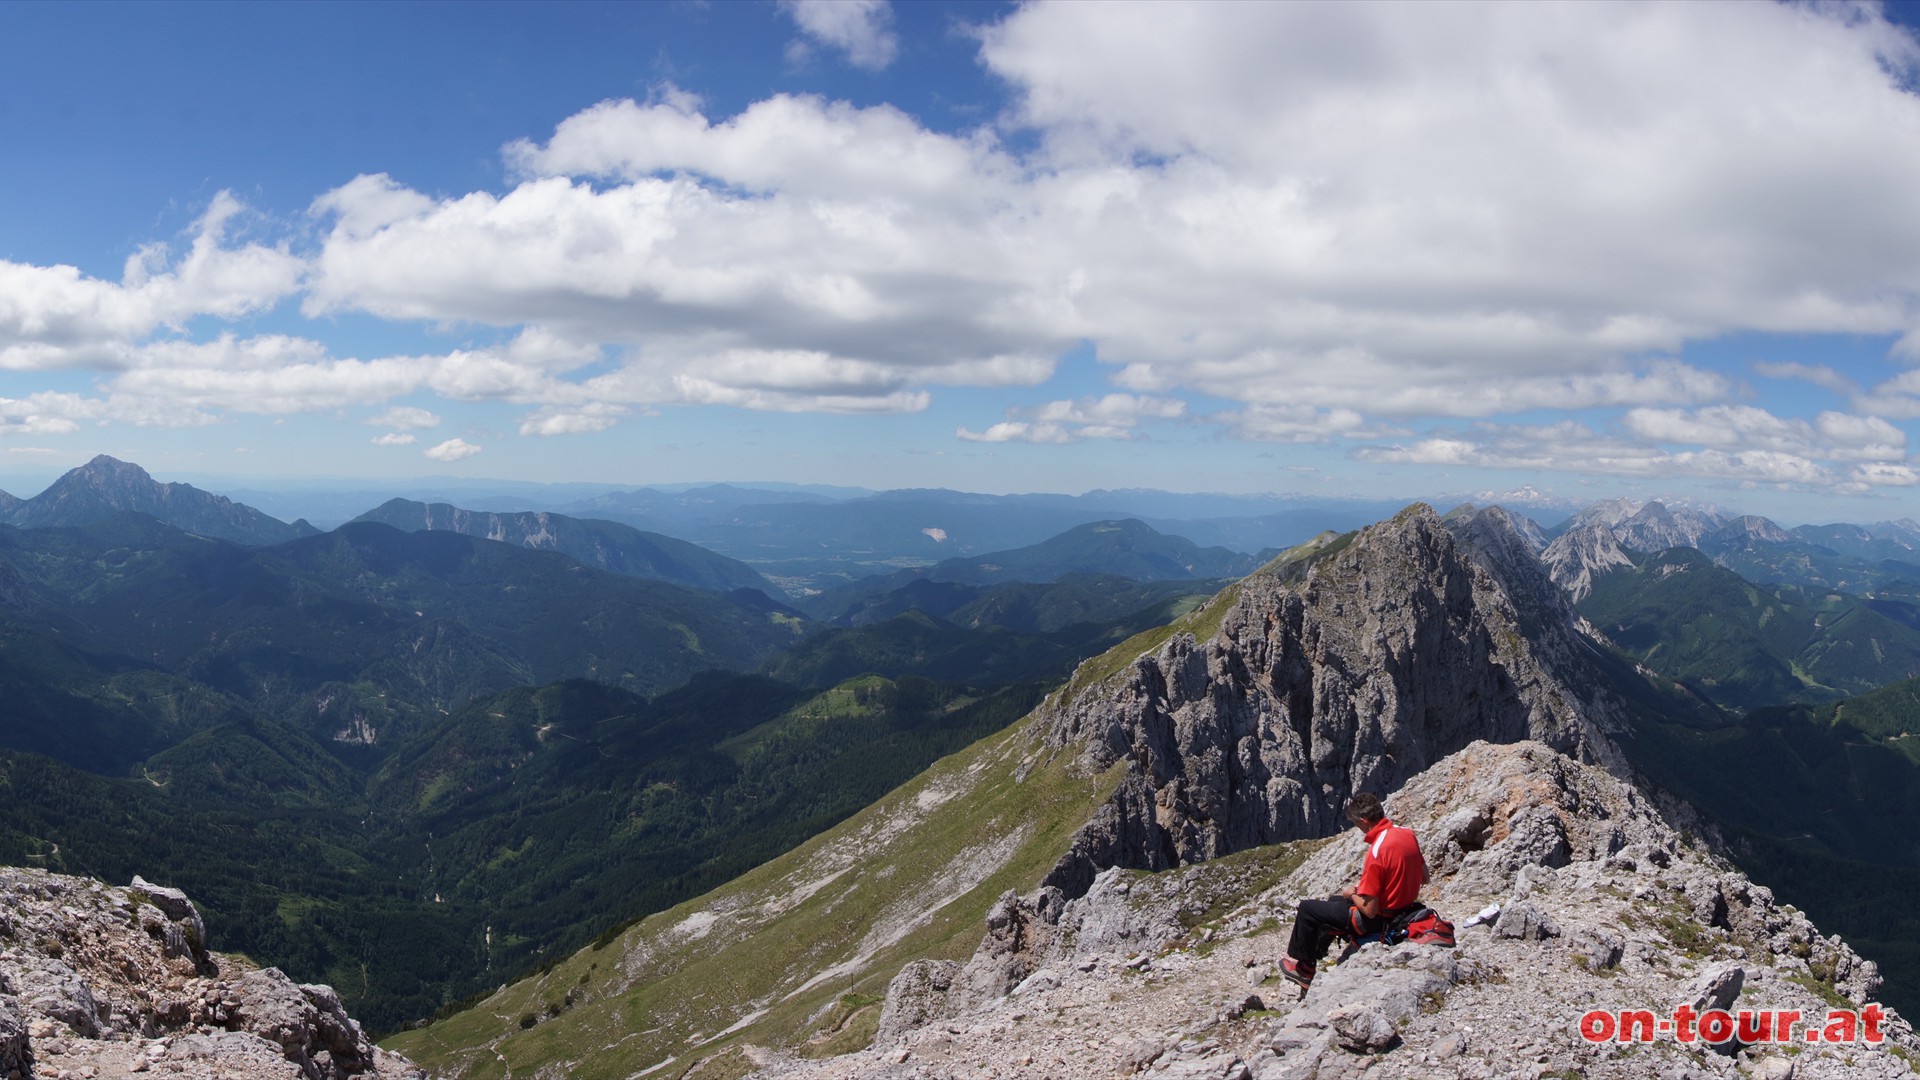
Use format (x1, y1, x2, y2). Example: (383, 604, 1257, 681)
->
(1286, 896, 1389, 964)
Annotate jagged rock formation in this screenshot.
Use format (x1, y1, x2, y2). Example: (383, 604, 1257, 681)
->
(1702, 514, 1793, 553)
(1540, 521, 1635, 601)
(755, 741, 1915, 1079)
(1034, 505, 1631, 895)
(5, 455, 316, 545)
(1443, 503, 1548, 555)
(0, 867, 421, 1079)
(1609, 500, 1722, 554)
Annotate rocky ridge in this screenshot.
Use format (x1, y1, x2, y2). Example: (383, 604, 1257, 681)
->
(1032, 504, 1631, 896)
(1539, 522, 1636, 602)
(350, 497, 778, 595)
(751, 739, 1915, 1080)
(0, 867, 420, 1080)
(4, 456, 315, 546)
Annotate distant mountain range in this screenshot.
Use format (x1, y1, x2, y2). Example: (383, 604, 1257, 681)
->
(0, 514, 808, 766)
(1544, 497, 1920, 598)
(3, 455, 317, 545)
(799, 518, 1267, 621)
(351, 497, 779, 595)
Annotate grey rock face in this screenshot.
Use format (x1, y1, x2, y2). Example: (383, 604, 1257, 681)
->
(1611, 500, 1724, 553)
(0, 867, 421, 1080)
(1540, 520, 1636, 600)
(0, 995, 31, 1079)
(764, 740, 1916, 1080)
(1037, 504, 1628, 896)
(874, 961, 961, 1045)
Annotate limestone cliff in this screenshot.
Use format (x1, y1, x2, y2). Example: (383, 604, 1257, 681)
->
(1034, 505, 1631, 895)
(1539, 521, 1635, 601)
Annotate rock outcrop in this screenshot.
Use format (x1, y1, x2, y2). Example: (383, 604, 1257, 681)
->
(756, 740, 1916, 1079)
(0, 867, 421, 1080)
(1539, 521, 1635, 601)
(1034, 505, 1631, 895)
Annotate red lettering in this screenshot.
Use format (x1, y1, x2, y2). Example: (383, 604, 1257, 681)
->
(1673, 1004, 1698, 1043)
(1776, 1010, 1801, 1043)
(1620, 1009, 1658, 1043)
(1699, 1010, 1735, 1045)
(1824, 1011, 1858, 1043)
(1736, 1010, 1771, 1043)
(1864, 1004, 1885, 1044)
(1579, 1010, 1615, 1043)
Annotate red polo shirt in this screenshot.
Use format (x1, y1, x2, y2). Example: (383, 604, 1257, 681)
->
(1355, 817, 1426, 912)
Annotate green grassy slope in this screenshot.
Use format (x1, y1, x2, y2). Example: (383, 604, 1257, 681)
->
(1580, 547, 1920, 711)
(0, 517, 808, 756)
(384, 718, 1125, 1079)
(383, 563, 1270, 1078)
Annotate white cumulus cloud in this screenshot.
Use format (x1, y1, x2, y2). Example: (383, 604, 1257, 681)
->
(780, 0, 898, 71)
(958, 393, 1183, 443)
(7, 2, 1920, 483)
(519, 403, 628, 436)
(367, 406, 441, 430)
(423, 437, 482, 462)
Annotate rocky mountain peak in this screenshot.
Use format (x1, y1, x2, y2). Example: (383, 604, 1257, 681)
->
(1033, 503, 1629, 896)
(6, 455, 314, 546)
(1703, 513, 1793, 552)
(1611, 500, 1725, 553)
(0, 867, 420, 1079)
(1440, 503, 1546, 556)
(1569, 496, 1645, 530)
(1540, 520, 1636, 601)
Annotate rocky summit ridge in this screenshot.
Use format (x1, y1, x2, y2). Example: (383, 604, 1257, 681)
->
(744, 505, 1913, 1078)
(0, 867, 420, 1079)
(754, 738, 1915, 1080)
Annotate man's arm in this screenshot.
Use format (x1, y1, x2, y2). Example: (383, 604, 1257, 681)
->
(1353, 891, 1383, 919)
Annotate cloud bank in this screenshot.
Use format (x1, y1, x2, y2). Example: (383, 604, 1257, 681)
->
(6, 1, 1920, 490)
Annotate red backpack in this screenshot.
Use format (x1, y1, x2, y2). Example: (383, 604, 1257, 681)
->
(1387, 906, 1456, 948)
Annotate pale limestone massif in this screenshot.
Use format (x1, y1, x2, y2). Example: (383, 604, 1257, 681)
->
(1035, 505, 1629, 897)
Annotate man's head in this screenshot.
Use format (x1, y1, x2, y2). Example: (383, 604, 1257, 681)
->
(1346, 792, 1384, 829)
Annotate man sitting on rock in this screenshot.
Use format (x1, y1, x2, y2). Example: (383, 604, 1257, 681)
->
(1281, 792, 1428, 990)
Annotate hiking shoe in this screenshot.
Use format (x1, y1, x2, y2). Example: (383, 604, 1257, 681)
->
(1280, 957, 1315, 989)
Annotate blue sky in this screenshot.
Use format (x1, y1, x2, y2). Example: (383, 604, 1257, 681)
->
(6, 1, 1920, 523)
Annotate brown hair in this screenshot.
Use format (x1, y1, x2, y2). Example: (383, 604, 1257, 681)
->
(1346, 792, 1384, 825)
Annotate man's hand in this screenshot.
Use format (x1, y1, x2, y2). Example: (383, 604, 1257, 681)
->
(1340, 885, 1355, 900)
